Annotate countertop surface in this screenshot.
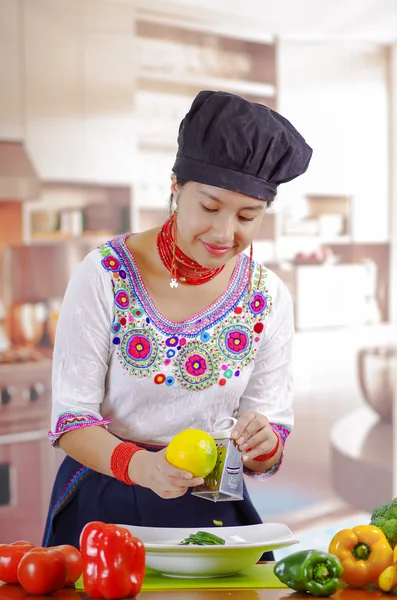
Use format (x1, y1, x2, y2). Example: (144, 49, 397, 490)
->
(136, 590, 395, 599)
(1, 574, 395, 599)
(137, 592, 394, 599)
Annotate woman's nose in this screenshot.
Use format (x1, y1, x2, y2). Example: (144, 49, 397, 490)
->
(211, 214, 235, 243)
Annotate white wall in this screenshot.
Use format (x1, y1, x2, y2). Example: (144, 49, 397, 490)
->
(391, 45, 397, 498)
(0, 0, 24, 140)
(278, 41, 389, 243)
(390, 45, 397, 328)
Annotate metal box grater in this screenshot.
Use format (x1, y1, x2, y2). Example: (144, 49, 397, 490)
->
(192, 417, 244, 502)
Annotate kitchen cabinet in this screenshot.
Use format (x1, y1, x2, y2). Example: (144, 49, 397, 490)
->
(4, 2, 277, 196)
(294, 263, 380, 330)
(282, 194, 352, 242)
(133, 18, 278, 220)
(0, 436, 59, 544)
(23, 182, 132, 242)
(0, 0, 24, 140)
(24, 0, 85, 181)
(0, 203, 24, 247)
(135, 21, 276, 106)
(327, 243, 390, 323)
(23, 0, 137, 184)
(83, 32, 137, 184)
(0, 202, 24, 298)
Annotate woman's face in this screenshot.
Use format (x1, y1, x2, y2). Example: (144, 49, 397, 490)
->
(171, 178, 267, 268)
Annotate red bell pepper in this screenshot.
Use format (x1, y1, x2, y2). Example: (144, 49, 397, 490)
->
(79, 522, 145, 600)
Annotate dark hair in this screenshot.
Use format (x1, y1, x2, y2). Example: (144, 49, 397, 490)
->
(168, 177, 188, 214)
(168, 177, 273, 212)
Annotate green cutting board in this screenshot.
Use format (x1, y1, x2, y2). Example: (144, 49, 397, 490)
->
(76, 564, 286, 591)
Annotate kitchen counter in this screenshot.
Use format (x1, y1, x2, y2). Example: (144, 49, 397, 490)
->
(95, 592, 287, 600)
(1, 577, 395, 599)
(137, 590, 394, 599)
(330, 406, 392, 510)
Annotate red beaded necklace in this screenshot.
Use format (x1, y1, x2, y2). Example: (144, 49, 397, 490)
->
(156, 214, 225, 288)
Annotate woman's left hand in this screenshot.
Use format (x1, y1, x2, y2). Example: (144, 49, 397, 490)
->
(231, 411, 278, 462)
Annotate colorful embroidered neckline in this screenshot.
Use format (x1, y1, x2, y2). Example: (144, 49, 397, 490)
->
(106, 234, 249, 336)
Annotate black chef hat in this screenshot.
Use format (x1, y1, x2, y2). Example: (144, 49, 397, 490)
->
(172, 90, 313, 202)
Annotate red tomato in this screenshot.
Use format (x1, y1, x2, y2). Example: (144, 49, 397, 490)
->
(0, 542, 35, 584)
(17, 548, 67, 595)
(54, 546, 83, 586)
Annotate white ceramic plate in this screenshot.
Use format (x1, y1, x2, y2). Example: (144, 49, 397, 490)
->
(118, 522, 298, 578)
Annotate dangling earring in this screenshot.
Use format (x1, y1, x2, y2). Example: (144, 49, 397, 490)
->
(170, 211, 178, 288)
(247, 243, 254, 295)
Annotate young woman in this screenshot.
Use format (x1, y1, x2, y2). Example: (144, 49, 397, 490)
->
(43, 90, 312, 551)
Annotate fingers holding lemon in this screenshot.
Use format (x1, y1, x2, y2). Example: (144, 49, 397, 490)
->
(131, 428, 217, 500)
(166, 428, 217, 478)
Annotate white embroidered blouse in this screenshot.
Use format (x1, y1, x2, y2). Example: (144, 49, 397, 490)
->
(49, 235, 294, 480)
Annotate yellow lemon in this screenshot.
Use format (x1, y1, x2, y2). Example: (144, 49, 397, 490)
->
(166, 428, 217, 477)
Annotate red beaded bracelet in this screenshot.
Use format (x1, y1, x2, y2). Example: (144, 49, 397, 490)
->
(252, 431, 281, 463)
(110, 442, 145, 485)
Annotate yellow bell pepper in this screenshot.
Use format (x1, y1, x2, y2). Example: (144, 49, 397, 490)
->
(329, 524, 393, 588)
(378, 544, 397, 592)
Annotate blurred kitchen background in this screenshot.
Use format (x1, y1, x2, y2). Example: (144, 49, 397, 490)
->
(0, 0, 396, 550)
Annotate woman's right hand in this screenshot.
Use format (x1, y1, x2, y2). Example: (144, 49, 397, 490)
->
(128, 449, 204, 499)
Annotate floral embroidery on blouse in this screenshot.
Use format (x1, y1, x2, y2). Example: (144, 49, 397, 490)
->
(48, 411, 111, 447)
(99, 236, 272, 392)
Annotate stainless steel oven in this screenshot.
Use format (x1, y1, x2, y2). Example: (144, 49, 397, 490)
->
(0, 359, 63, 544)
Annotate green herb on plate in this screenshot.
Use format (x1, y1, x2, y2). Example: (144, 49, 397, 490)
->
(179, 531, 225, 546)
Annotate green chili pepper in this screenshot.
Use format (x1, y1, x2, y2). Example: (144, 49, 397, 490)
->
(179, 531, 225, 546)
(274, 549, 343, 597)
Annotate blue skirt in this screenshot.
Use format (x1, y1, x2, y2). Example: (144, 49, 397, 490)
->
(43, 453, 274, 561)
